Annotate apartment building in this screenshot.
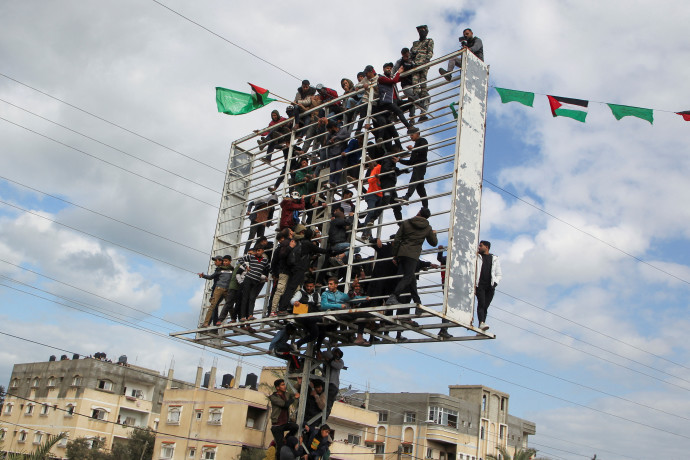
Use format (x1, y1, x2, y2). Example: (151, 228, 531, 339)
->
(350, 385, 536, 460)
(1, 354, 179, 458)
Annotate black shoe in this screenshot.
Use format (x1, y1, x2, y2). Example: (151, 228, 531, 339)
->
(418, 115, 429, 122)
(439, 68, 452, 82)
(438, 329, 452, 339)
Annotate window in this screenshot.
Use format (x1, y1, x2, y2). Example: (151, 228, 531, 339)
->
(25, 403, 35, 415)
(31, 377, 40, 388)
(208, 408, 223, 425)
(405, 412, 416, 423)
(428, 407, 458, 428)
(497, 454, 503, 460)
(11, 378, 19, 388)
(34, 432, 43, 444)
(458, 455, 463, 460)
(347, 434, 361, 445)
(91, 408, 107, 421)
(97, 380, 113, 391)
(47, 376, 57, 387)
(500, 397, 506, 411)
(195, 409, 203, 420)
(0, 428, 6, 441)
(189, 447, 197, 457)
(161, 443, 175, 458)
(130, 389, 144, 399)
(4, 403, 13, 415)
(18, 430, 28, 443)
(40, 404, 50, 416)
(203, 448, 216, 459)
(481, 395, 486, 412)
(66, 404, 75, 416)
(71, 375, 82, 386)
(168, 406, 182, 424)
(499, 425, 505, 440)
(58, 433, 69, 447)
(378, 411, 388, 423)
(402, 444, 413, 454)
(480, 426, 485, 440)
(374, 444, 385, 454)
(426, 447, 434, 458)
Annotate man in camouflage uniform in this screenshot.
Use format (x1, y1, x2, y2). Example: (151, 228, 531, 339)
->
(410, 25, 434, 121)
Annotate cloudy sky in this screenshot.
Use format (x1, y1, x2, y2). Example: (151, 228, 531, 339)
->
(2, 1, 690, 459)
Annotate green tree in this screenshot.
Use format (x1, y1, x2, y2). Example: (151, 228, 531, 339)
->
(486, 445, 549, 460)
(65, 437, 109, 460)
(5, 432, 67, 460)
(108, 428, 155, 460)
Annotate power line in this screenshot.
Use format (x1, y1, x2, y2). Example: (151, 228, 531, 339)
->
(0, 175, 208, 255)
(0, 71, 224, 173)
(0, 199, 198, 274)
(0, 98, 221, 195)
(150, 0, 302, 82)
(483, 179, 690, 286)
(0, 116, 219, 208)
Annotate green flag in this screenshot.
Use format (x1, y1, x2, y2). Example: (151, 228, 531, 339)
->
(608, 103, 653, 124)
(216, 85, 275, 115)
(495, 87, 535, 107)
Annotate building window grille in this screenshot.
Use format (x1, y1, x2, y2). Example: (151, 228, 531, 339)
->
(378, 411, 388, 423)
(347, 434, 361, 445)
(404, 412, 416, 423)
(208, 408, 223, 425)
(428, 406, 458, 428)
(167, 407, 182, 424)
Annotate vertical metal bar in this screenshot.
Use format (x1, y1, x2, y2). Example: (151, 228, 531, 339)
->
(444, 51, 489, 325)
(344, 86, 375, 287)
(296, 343, 313, 439)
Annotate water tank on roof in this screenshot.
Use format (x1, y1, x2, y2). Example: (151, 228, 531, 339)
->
(221, 374, 233, 388)
(72, 354, 80, 360)
(60, 355, 68, 361)
(49, 355, 56, 361)
(203, 371, 211, 388)
(118, 355, 127, 365)
(245, 373, 258, 390)
(100, 352, 107, 360)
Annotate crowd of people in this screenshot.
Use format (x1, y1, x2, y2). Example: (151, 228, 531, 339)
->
(197, 26, 492, 460)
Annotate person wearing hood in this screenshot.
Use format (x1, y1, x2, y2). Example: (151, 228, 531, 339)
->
(244, 194, 278, 254)
(256, 109, 290, 155)
(385, 207, 438, 307)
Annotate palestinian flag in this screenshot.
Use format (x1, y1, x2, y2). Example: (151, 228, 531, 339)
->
(215, 83, 275, 115)
(547, 95, 588, 122)
(676, 110, 690, 121)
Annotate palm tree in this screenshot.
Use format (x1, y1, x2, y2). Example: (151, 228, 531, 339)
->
(486, 445, 549, 460)
(5, 432, 67, 460)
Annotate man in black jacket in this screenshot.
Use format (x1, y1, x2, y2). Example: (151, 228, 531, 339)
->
(440, 28, 484, 81)
(198, 255, 233, 327)
(398, 128, 428, 207)
(385, 208, 438, 307)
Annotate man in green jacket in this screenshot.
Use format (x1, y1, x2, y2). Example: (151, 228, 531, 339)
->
(269, 379, 299, 459)
(385, 207, 438, 307)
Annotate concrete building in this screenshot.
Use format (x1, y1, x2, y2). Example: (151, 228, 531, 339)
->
(153, 366, 378, 460)
(0, 354, 183, 458)
(349, 385, 536, 460)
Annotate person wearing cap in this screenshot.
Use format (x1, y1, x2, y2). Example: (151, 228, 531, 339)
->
(410, 25, 434, 120)
(244, 194, 278, 254)
(279, 192, 305, 230)
(394, 47, 422, 119)
(377, 62, 414, 134)
(397, 127, 429, 207)
(198, 255, 234, 327)
(315, 83, 341, 117)
(291, 80, 316, 130)
(440, 28, 484, 82)
(385, 207, 438, 309)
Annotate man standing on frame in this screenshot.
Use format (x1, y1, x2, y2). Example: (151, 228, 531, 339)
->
(440, 28, 484, 81)
(410, 25, 434, 121)
(385, 207, 438, 308)
(476, 240, 502, 331)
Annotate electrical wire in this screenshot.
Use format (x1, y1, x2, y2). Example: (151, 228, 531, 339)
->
(0, 71, 224, 174)
(0, 116, 219, 208)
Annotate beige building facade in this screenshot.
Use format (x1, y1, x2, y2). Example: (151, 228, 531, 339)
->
(1, 355, 179, 458)
(153, 366, 378, 460)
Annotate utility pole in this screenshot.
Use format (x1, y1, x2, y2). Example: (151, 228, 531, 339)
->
(397, 444, 403, 460)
